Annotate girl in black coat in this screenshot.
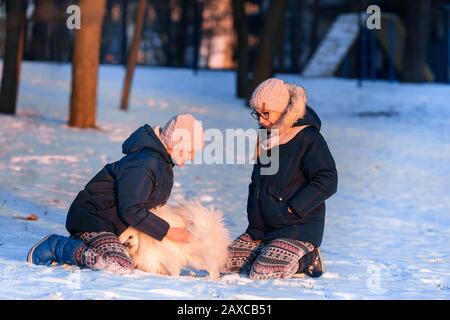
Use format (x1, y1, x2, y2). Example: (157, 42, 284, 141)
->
(27, 114, 203, 274)
(225, 78, 338, 279)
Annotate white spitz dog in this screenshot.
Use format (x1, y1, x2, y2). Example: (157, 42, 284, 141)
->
(119, 201, 230, 279)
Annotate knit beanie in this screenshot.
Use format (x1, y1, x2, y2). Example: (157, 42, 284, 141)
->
(160, 114, 203, 152)
(250, 78, 290, 113)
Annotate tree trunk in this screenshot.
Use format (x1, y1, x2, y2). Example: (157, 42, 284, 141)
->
(29, 0, 49, 61)
(120, 0, 148, 111)
(192, 0, 204, 74)
(308, 0, 320, 61)
(232, 0, 250, 98)
(290, 0, 301, 73)
(174, 0, 190, 67)
(101, 0, 115, 63)
(401, 0, 432, 82)
(248, 0, 288, 97)
(164, 0, 174, 67)
(0, 0, 27, 115)
(50, 0, 71, 62)
(69, 0, 106, 127)
(121, 0, 129, 65)
(275, 13, 286, 73)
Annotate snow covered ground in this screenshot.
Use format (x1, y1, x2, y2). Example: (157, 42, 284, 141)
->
(0, 62, 449, 299)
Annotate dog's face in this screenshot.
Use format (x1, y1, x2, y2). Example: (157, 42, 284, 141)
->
(119, 229, 139, 257)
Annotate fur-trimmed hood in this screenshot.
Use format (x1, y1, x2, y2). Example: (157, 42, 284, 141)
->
(295, 105, 321, 131)
(270, 83, 307, 130)
(256, 84, 322, 152)
(265, 83, 321, 131)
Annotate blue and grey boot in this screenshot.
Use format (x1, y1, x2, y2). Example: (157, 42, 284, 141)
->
(27, 234, 86, 266)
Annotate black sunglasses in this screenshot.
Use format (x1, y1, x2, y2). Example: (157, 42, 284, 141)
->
(250, 109, 270, 121)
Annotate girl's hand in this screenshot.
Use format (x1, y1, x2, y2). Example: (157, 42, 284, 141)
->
(166, 227, 191, 243)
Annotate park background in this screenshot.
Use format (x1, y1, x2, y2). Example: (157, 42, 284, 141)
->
(0, 0, 449, 299)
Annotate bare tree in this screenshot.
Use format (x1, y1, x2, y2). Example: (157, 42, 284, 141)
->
(69, 0, 107, 127)
(232, 0, 249, 98)
(121, 0, 129, 65)
(173, 0, 191, 67)
(101, 0, 116, 63)
(26, 0, 71, 62)
(192, 0, 204, 73)
(290, 0, 302, 73)
(120, 0, 148, 111)
(0, 0, 27, 115)
(50, 1, 73, 62)
(29, 0, 49, 61)
(401, 0, 432, 82)
(28, 0, 56, 61)
(308, 0, 321, 61)
(248, 0, 288, 97)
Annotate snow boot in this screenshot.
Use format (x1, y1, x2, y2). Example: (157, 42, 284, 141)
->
(27, 234, 86, 266)
(294, 247, 325, 278)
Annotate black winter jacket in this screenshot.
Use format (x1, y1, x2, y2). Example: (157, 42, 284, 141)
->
(66, 125, 174, 241)
(246, 107, 338, 247)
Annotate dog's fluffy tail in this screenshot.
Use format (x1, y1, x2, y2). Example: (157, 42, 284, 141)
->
(180, 200, 231, 273)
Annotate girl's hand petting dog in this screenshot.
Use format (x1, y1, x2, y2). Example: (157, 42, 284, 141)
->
(166, 227, 191, 243)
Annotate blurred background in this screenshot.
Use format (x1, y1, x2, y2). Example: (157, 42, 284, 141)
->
(2, 0, 450, 79)
(1, 0, 450, 299)
(1, 0, 450, 119)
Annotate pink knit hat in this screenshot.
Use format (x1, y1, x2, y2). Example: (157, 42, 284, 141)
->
(250, 78, 290, 113)
(160, 114, 204, 152)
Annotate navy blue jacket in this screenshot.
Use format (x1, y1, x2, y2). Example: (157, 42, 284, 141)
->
(66, 125, 174, 241)
(246, 107, 338, 247)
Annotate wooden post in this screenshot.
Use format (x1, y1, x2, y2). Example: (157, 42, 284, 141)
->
(120, 0, 147, 111)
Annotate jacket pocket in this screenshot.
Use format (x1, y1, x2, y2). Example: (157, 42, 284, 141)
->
(265, 189, 303, 226)
(259, 190, 291, 228)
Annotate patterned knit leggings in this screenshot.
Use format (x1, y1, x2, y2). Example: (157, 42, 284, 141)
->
(72, 232, 135, 275)
(224, 233, 315, 280)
